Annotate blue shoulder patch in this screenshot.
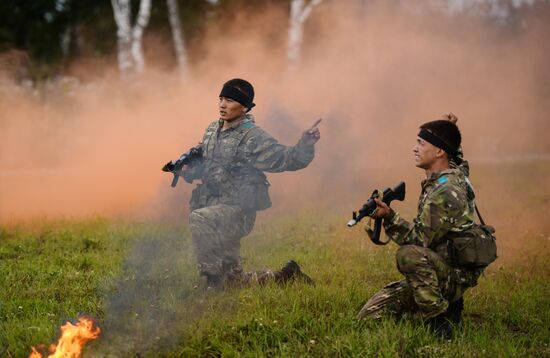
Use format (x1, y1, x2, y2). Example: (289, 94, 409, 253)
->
(437, 176, 448, 185)
(241, 121, 255, 129)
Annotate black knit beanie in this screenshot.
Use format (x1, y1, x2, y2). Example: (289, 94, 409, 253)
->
(219, 78, 256, 111)
(418, 120, 461, 157)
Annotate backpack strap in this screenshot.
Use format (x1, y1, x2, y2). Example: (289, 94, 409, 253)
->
(475, 204, 486, 226)
(465, 175, 486, 226)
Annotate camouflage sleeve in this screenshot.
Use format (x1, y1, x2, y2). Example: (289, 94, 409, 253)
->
(383, 184, 466, 248)
(242, 128, 315, 172)
(381, 210, 421, 246)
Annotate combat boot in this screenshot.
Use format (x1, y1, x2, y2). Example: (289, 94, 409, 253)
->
(447, 297, 464, 325)
(428, 313, 453, 340)
(274, 260, 315, 285)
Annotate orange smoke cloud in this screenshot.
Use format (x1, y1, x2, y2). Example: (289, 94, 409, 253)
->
(1, 1, 549, 226)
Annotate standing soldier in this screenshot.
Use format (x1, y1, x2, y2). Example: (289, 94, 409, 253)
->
(180, 78, 320, 289)
(357, 118, 492, 338)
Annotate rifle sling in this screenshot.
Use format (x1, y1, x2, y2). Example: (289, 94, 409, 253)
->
(474, 203, 486, 226)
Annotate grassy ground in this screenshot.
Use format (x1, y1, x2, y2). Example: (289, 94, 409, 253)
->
(1, 162, 550, 357)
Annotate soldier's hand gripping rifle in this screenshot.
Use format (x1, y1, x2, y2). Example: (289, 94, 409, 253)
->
(347, 182, 406, 245)
(162, 145, 203, 187)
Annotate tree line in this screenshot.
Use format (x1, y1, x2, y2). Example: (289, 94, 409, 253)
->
(0, 0, 544, 82)
(0, 0, 327, 81)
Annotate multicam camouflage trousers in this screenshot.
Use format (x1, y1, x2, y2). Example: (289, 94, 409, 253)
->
(357, 245, 464, 320)
(188, 204, 276, 285)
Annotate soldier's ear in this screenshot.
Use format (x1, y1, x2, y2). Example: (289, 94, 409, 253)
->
(435, 148, 447, 159)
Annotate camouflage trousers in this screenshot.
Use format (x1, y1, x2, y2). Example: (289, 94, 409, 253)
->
(357, 245, 463, 320)
(188, 204, 276, 285)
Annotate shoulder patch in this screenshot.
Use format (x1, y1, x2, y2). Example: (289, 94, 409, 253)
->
(437, 176, 448, 185)
(241, 121, 255, 129)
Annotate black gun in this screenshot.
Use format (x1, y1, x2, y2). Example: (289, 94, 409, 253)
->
(162, 145, 203, 187)
(347, 182, 406, 245)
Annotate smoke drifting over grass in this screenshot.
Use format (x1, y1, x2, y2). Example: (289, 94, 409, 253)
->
(98, 229, 208, 354)
(1, 1, 549, 231)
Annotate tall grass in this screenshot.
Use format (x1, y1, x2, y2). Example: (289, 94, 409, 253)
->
(1, 212, 549, 357)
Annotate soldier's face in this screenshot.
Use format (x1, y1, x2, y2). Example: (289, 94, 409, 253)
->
(219, 97, 247, 121)
(413, 137, 439, 169)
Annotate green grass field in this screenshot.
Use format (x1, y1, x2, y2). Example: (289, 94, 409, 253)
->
(2, 161, 550, 357)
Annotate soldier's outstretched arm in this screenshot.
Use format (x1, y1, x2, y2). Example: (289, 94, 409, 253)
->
(242, 127, 316, 173)
(300, 118, 322, 146)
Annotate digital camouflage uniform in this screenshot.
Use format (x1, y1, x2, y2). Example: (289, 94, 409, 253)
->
(357, 167, 483, 320)
(182, 114, 315, 285)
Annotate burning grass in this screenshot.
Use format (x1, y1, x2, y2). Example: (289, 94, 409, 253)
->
(29, 316, 100, 358)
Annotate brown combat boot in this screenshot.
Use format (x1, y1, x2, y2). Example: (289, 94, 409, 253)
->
(274, 260, 315, 285)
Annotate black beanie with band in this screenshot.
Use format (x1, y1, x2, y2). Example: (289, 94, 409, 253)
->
(418, 128, 459, 157)
(219, 78, 255, 111)
(417, 119, 461, 160)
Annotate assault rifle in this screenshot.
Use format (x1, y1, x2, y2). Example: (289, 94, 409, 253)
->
(347, 182, 406, 245)
(162, 145, 203, 187)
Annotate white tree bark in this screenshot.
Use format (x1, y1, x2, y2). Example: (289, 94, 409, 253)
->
(111, 0, 133, 74)
(287, 0, 323, 69)
(111, 0, 152, 75)
(131, 0, 152, 73)
(445, 0, 538, 21)
(167, 0, 188, 78)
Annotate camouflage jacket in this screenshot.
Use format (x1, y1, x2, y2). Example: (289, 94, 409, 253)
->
(450, 146, 470, 178)
(183, 114, 315, 211)
(382, 168, 475, 252)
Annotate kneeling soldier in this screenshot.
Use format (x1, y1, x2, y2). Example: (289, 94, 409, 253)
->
(357, 119, 485, 338)
(181, 78, 319, 289)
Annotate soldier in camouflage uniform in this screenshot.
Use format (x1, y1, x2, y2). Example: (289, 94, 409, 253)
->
(357, 118, 483, 338)
(181, 78, 320, 289)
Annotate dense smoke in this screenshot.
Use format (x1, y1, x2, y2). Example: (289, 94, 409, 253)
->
(2, 2, 548, 353)
(1, 1, 549, 224)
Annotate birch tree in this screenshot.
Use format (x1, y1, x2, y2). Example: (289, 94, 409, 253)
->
(166, 0, 188, 78)
(287, 0, 323, 69)
(111, 0, 152, 75)
(445, 0, 538, 21)
(166, 0, 219, 79)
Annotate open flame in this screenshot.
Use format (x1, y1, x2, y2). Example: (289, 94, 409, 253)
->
(29, 316, 101, 358)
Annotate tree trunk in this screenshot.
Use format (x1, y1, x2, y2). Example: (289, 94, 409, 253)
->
(167, 0, 188, 78)
(131, 0, 152, 73)
(111, 0, 133, 74)
(287, 0, 323, 70)
(111, 0, 152, 75)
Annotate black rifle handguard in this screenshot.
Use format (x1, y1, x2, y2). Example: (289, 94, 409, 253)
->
(347, 182, 406, 245)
